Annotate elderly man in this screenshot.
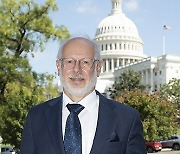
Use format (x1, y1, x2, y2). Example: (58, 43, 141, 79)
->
(20, 36, 146, 154)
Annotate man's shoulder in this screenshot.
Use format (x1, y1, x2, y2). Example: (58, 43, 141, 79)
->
(29, 96, 62, 114)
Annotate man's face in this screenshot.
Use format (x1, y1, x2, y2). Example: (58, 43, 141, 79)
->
(56, 38, 102, 98)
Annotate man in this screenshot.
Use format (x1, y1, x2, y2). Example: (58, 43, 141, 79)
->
(20, 36, 146, 154)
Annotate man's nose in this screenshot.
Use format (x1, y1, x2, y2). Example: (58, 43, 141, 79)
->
(73, 60, 81, 72)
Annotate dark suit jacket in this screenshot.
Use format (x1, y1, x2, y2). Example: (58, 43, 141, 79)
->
(20, 91, 146, 154)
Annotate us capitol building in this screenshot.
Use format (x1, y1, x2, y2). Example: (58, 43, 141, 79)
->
(95, 0, 180, 94)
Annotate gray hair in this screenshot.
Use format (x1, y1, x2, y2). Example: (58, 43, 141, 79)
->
(57, 35, 101, 60)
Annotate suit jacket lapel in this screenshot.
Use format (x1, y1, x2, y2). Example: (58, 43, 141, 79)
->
(90, 92, 118, 154)
(45, 95, 65, 154)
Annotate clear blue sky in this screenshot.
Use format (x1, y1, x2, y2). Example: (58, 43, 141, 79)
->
(29, 0, 180, 75)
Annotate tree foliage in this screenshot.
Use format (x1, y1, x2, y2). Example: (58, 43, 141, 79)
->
(0, 0, 69, 57)
(0, 81, 45, 148)
(160, 78, 180, 109)
(109, 69, 146, 99)
(0, 71, 59, 148)
(114, 90, 177, 141)
(0, 0, 69, 148)
(0, 56, 32, 103)
(109, 70, 178, 141)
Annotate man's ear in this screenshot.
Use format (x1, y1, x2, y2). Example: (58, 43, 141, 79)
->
(96, 60, 103, 77)
(56, 60, 61, 76)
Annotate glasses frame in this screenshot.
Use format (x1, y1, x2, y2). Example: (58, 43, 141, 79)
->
(58, 58, 99, 70)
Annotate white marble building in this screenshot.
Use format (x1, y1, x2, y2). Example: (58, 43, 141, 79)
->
(95, 0, 180, 93)
(114, 55, 180, 93)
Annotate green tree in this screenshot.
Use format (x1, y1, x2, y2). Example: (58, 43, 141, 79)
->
(0, 71, 58, 148)
(114, 90, 177, 141)
(0, 0, 69, 57)
(0, 0, 69, 103)
(0, 0, 69, 148)
(160, 78, 180, 124)
(0, 80, 45, 148)
(160, 78, 180, 109)
(109, 69, 146, 99)
(0, 55, 60, 147)
(35, 73, 59, 99)
(0, 56, 32, 104)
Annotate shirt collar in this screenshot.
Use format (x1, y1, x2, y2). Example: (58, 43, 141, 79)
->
(62, 90, 97, 113)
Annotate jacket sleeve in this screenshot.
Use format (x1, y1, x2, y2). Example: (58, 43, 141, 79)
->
(126, 111, 146, 154)
(20, 112, 35, 154)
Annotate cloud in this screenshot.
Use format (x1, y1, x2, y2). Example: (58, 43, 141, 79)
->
(76, 0, 97, 14)
(124, 0, 139, 12)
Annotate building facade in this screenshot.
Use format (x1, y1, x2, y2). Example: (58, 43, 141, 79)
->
(114, 55, 180, 93)
(95, 0, 180, 93)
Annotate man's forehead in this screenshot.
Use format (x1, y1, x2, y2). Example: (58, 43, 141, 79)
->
(59, 37, 97, 59)
(64, 37, 93, 47)
(62, 38, 95, 55)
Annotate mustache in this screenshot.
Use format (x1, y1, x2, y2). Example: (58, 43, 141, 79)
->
(69, 74, 85, 79)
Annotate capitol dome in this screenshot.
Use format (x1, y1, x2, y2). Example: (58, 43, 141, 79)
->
(96, 12, 140, 41)
(94, 0, 146, 74)
(95, 0, 147, 93)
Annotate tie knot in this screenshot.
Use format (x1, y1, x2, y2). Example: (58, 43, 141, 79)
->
(67, 104, 84, 115)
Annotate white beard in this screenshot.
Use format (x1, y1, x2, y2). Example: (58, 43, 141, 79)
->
(60, 70, 97, 98)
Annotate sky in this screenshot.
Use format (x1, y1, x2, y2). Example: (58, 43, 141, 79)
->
(29, 0, 180, 75)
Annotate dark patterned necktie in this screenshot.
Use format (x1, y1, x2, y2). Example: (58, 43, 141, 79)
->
(64, 104, 84, 154)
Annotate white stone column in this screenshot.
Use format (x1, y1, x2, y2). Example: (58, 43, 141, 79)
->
(122, 58, 125, 66)
(106, 59, 109, 73)
(111, 58, 114, 72)
(150, 68, 154, 93)
(112, 43, 114, 50)
(108, 44, 110, 51)
(140, 71, 143, 84)
(142, 70, 145, 84)
(101, 68, 103, 73)
(145, 69, 149, 85)
(117, 58, 119, 67)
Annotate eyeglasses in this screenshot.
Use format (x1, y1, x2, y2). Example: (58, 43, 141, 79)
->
(59, 58, 99, 70)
